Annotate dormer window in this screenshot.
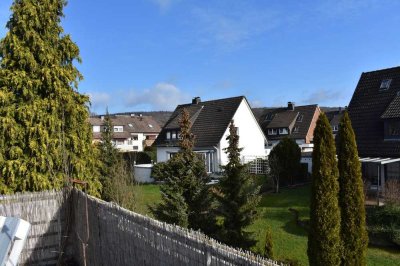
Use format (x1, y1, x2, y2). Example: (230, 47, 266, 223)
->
(380, 79, 392, 90)
(114, 126, 123, 132)
(296, 115, 303, 122)
(333, 125, 339, 132)
(265, 113, 274, 121)
(279, 128, 288, 135)
(268, 129, 277, 135)
(166, 131, 171, 139)
(293, 126, 299, 133)
(172, 131, 177, 139)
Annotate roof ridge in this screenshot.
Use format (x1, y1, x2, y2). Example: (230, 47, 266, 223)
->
(362, 65, 400, 74)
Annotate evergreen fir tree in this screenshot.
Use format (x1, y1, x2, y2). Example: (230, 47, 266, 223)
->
(264, 228, 274, 259)
(307, 113, 341, 265)
(98, 109, 118, 201)
(337, 111, 368, 265)
(0, 0, 101, 195)
(215, 120, 261, 249)
(269, 137, 301, 187)
(151, 108, 216, 234)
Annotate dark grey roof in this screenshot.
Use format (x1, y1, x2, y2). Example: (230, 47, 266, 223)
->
(89, 115, 161, 140)
(266, 111, 298, 128)
(255, 104, 319, 141)
(381, 95, 400, 119)
(154, 96, 245, 148)
(348, 66, 400, 157)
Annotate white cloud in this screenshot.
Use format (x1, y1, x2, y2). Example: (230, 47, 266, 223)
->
(125, 82, 190, 111)
(301, 89, 343, 105)
(249, 100, 264, 108)
(150, 0, 180, 12)
(87, 91, 111, 112)
(192, 5, 280, 51)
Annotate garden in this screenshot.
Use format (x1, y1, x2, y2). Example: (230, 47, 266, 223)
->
(133, 183, 400, 266)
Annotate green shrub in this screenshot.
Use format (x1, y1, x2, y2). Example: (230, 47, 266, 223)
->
(366, 204, 400, 247)
(151, 162, 169, 181)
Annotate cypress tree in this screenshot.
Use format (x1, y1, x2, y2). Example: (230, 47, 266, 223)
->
(215, 120, 261, 249)
(337, 111, 368, 265)
(98, 109, 118, 201)
(152, 108, 216, 233)
(307, 113, 341, 265)
(0, 0, 101, 195)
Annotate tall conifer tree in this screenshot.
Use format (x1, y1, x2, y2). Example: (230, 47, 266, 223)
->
(308, 113, 341, 265)
(215, 120, 261, 249)
(0, 0, 100, 195)
(337, 111, 368, 265)
(152, 108, 216, 233)
(99, 109, 118, 200)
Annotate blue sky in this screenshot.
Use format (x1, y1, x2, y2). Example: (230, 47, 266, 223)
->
(1, 0, 400, 113)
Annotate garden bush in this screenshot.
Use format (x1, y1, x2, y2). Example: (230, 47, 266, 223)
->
(366, 204, 400, 247)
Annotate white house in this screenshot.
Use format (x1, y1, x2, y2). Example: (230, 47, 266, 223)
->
(90, 114, 161, 152)
(154, 96, 267, 173)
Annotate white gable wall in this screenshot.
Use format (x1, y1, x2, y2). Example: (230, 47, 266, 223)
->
(218, 99, 266, 169)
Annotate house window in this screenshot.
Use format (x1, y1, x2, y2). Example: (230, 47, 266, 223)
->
(333, 125, 339, 131)
(172, 131, 177, 139)
(235, 127, 239, 135)
(197, 152, 214, 173)
(385, 120, 400, 139)
(115, 139, 124, 145)
(380, 79, 392, 90)
(168, 152, 177, 159)
(296, 115, 303, 122)
(279, 128, 288, 135)
(166, 131, 171, 139)
(128, 123, 133, 128)
(293, 126, 299, 133)
(148, 124, 153, 128)
(265, 113, 274, 121)
(93, 126, 100, 133)
(132, 146, 139, 150)
(268, 129, 277, 135)
(114, 126, 123, 132)
(132, 135, 138, 141)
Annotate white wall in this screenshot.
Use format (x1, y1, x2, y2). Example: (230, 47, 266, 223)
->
(115, 133, 146, 152)
(156, 147, 180, 162)
(218, 99, 266, 167)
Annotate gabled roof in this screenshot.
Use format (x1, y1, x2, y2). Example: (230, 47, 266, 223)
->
(154, 96, 245, 148)
(255, 104, 319, 141)
(348, 66, 400, 157)
(89, 115, 161, 140)
(381, 95, 400, 119)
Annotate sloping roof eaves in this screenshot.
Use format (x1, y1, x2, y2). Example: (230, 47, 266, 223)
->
(257, 105, 318, 141)
(348, 66, 400, 157)
(381, 95, 400, 119)
(154, 96, 244, 148)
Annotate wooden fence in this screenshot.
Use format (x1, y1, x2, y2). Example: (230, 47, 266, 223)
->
(0, 189, 281, 266)
(0, 190, 70, 265)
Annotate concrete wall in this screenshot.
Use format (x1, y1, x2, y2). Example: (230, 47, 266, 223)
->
(134, 164, 154, 183)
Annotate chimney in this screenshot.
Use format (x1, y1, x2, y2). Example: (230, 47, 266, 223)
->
(192, 97, 201, 104)
(100, 115, 104, 121)
(288, 102, 295, 111)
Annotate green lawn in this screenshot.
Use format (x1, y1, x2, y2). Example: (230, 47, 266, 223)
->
(133, 183, 400, 266)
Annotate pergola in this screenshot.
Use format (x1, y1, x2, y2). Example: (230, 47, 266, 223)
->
(359, 157, 400, 205)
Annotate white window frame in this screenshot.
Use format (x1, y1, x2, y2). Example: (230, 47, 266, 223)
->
(279, 128, 288, 135)
(333, 125, 338, 131)
(166, 131, 171, 140)
(296, 115, 303, 122)
(268, 129, 277, 135)
(114, 126, 123, 132)
(380, 79, 392, 90)
(115, 139, 124, 145)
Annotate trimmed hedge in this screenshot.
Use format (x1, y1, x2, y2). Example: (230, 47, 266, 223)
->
(366, 204, 400, 247)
